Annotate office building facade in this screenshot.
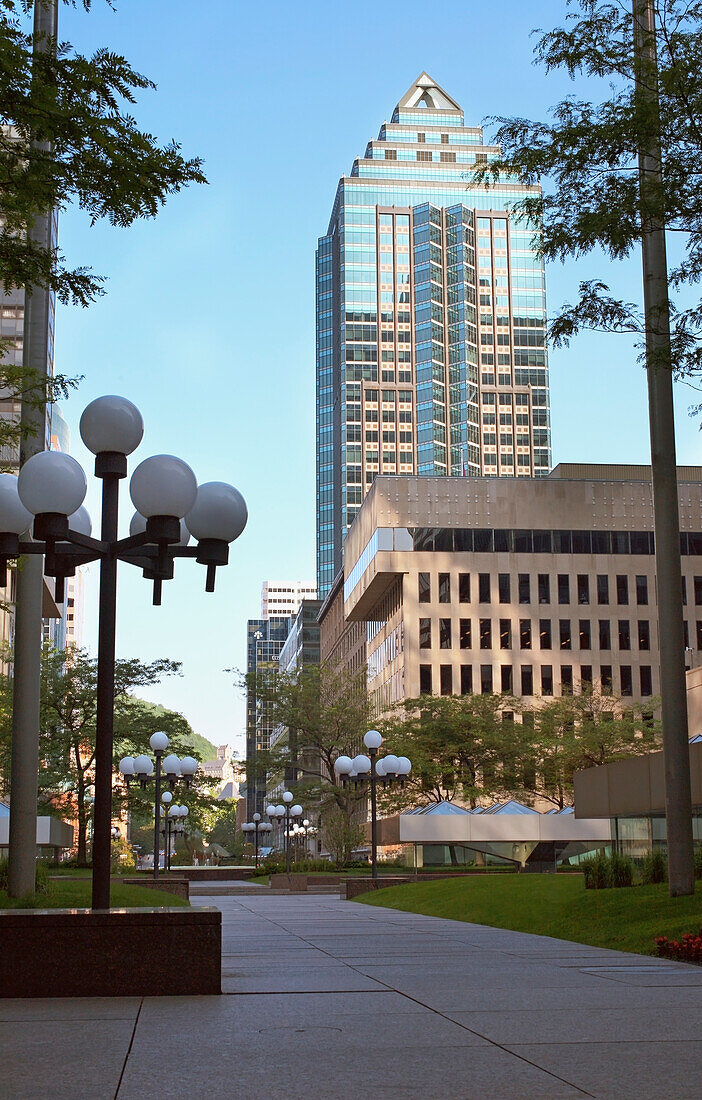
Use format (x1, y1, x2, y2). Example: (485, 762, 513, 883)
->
(340, 468, 702, 715)
(245, 616, 294, 817)
(261, 580, 317, 620)
(316, 73, 551, 597)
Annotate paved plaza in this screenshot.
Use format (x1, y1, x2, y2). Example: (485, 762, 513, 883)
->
(2, 891, 702, 1098)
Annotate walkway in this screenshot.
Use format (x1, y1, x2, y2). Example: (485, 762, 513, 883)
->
(2, 893, 702, 1099)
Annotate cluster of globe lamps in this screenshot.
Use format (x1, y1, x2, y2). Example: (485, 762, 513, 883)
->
(0, 394, 247, 910)
(334, 730, 412, 880)
(266, 792, 304, 872)
(241, 813, 273, 868)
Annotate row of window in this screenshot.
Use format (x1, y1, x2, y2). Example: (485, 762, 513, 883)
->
(418, 571, 662, 606)
(412, 527, 702, 556)
(418, 663, 653, 697)
(417, 616, 665, 651)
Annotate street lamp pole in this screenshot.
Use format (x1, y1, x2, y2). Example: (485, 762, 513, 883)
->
(0, 395, 248, 910)
(334, 730, 411, 881)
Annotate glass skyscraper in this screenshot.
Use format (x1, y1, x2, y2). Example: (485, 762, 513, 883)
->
(316, 73, 552, 597)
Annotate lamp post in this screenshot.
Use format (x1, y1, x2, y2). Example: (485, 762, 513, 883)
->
(0, 394, 247, 910)
(162, 804, 189, 873)
(271, 792, 303, 873)
(242, 813, 273, 868)
(334, 730, 411, 880)
(119, 732, 198, 881)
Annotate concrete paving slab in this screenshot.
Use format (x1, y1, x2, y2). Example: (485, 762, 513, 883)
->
(4, 891, 700, 1099)
(506, 1040, 702, 1100)
(445, 1005, 702, 1044)
(0, 1019, 133, 1100)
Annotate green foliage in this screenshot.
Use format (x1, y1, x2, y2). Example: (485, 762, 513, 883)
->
(0, 0, 206, 306)
(695, 847, 702, 879)
(0, 856, 50, 896)
(380, 689, 657, 812)
(582, 851, 635, 889)
(641, 849, 668, 884)
(110, 835, 135, 874)
(0, 644, 218, 861)
(476, 0, 702, 395)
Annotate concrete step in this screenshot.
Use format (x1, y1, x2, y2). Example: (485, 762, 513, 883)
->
(189, 883, 342, 897)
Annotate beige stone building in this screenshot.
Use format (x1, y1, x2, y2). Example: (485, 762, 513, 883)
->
(340, 465, 702, 714)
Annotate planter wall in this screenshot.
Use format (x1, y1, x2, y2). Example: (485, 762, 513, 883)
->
(0, 907, 221, 998)
(122, 876, 190, 900)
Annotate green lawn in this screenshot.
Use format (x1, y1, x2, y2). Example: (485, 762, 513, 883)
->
(0, 879, 189, 909)
(356, 875, 702, 956)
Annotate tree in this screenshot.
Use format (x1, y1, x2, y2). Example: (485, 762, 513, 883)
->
(0, 0, 206, 306)
(0, 644, 218, 862)
(381, 693, 524, 810)
(478, 0, 702, 382)
(479, 0, 696, 893)
(243, 661, 373, 859)
(0, 0, 206, 452)
(516, 692, 660, 809)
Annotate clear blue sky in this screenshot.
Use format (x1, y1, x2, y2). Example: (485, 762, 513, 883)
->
(54, 0, 701, 757)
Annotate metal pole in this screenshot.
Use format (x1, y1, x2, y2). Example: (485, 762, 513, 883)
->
(7, 0, 58, 900)
(285, 807, 290, 874)
(633, 0, 694, 895)
(254, 823, 259, 869)
(370, 747, 378, 880)
(153, 753, 163, 882)
(91, 470, 120, 909)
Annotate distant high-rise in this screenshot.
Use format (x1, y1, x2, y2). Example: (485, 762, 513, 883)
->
(316, 73, 552, 596)
(261, 580, 317, 620)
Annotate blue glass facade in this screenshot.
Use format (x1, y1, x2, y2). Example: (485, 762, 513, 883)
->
(316, 74, 552, 597)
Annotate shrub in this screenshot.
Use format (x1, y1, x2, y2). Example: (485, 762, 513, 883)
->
(582, 852, 612, 889)
(610, 851, 634, 887)
(694, 848, 702, 880)
(581, 851, 635, 889)
(655, 929, 702, 964)
(0, 857, 51, 896)
(641, 850, 668, 885)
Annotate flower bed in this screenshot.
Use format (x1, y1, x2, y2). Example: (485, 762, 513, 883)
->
(655, 928, 702, 964)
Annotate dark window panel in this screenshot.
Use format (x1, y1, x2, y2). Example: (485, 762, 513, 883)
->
(601, 664, 613, 692)
(640, 665, 652, 696)
(695, 577, 702, 605)
(561, 665, 573, 694)
(616, 575, 629, 605)
(480, 664, 493, 693)
(419, 572, 430, 603)
(500, 618, 512, 649)
(460, 619, 471, 649)
(581, 664, 593, 688)
(459, 573, 470, 602)
(518, 574, 530, 603)
(479, 573, 491, 602)
(538, 574, 550, 604)
(579, 619, 591, 649)
(439, 573, 450, 603)
(498, 573, 511, 603)
(620, 665, 633, 696)
(520, 665, 533, 696)
(539, 619, 551, 649)
(460, 664, 473, 694)
(618, 620, 631, 650)
(597, 575, 609, 605)
(419, 664, 432, 695)
(639, 620, 651, 650)
(541, 665, 553, 696)
(439, 618, 451, 649)
(559, 619, 572, 650)
(519, 619, 532, 649)
(440, 664, 452, 696)
(558, 575, 570, 605)
(419, 618, 431, 648)
(636, 575, 648, 606)
(599, 620, 611, 649)
(577, 574, 590, 605)
(501, 665, 513, 693)
(480, 619, 492, 649)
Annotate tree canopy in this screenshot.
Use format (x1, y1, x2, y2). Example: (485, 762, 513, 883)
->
(478, 0, 702, 396)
